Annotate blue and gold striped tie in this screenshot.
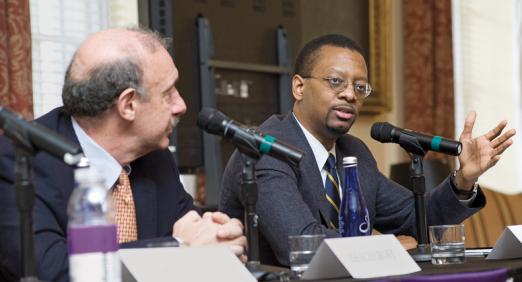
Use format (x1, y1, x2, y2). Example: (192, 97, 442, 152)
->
(324, 154, 340, 229)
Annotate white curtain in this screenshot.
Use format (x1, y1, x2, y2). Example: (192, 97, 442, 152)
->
(452, 0, 522, 194)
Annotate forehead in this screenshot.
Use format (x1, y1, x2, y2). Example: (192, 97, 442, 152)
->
(142, 48, 178, 88)
(311, 45, 368, 77)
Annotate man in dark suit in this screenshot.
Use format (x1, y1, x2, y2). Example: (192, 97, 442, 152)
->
(220, 34, 516, 266)
(0, 28, 245, 282)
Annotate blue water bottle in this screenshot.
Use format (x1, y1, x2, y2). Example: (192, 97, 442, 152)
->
(339, 156, 371, 237)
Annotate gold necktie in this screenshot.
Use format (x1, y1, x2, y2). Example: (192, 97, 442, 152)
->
(112, 169, 138, 243)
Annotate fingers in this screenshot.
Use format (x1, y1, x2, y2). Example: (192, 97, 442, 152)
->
(210, 211, 231, 224)
(239, 254, 248, 264)
(396, 235, 418, 250)
(202, 212, 213, 219)
(492, 128, 516, 150)
(485, 120, 509, 141)
(225, 238, 247, 257)
(217, 218, 244, 240)
(460, 111, 476, 140)
(182, 210, 202, 223)
(219, 236, 247, 256)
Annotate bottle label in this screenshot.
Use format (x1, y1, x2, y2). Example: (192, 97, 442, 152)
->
(359, 211, 370, 234)
(68, 224, 118, 255)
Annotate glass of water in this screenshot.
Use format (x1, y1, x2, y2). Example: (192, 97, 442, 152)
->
(288, 234, 325, 278)
(429, 224, 465, 265)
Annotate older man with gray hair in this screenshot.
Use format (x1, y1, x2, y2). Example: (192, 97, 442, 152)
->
(0, 28, 245, 282)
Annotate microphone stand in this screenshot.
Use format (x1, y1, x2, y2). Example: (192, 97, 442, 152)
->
(239, 154, 289, 281)
(397, 133, 431, 262)
(239, 154, 260, 268)
(14, 147, 42, 282)
(2, 125, 44, 281)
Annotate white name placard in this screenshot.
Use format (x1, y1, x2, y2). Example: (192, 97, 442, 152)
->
(488, 225, 522, 260)
(119, 246, 255, 282)
(302, 234, 420, 280)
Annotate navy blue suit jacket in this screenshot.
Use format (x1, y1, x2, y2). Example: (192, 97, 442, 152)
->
(220, 113, 485, 266)
(0, 108, 195, 281)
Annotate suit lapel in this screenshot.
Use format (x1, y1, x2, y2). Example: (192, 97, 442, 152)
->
(130, 176, 157, 239)
(285, 115, 337, 226)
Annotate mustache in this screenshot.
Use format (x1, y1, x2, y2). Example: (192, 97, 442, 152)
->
(170, 117, 180, 128)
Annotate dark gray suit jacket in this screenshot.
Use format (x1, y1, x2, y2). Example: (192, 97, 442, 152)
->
(220, 113, 485, 266)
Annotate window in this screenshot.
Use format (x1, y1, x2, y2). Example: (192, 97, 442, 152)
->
(30, 0, 109, 117)
(452, 0, 522, 193)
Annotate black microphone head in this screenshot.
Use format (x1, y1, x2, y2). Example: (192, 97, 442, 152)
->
(197, 108, 228, 135)
(370, 122, 395, 143)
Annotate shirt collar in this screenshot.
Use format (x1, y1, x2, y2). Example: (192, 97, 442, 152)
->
(71, 118, 123, 189)
(292, 113, 336, 172)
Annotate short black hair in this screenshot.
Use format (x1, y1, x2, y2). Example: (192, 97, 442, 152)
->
(294, 34, 365, 76)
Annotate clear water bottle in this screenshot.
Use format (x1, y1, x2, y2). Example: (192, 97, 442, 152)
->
(67, 167, 121, 282)
(339, 156, 371, 237)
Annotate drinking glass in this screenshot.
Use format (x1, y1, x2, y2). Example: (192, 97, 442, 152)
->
(429, 224, 465, 265)
(288, 234, 325, 278)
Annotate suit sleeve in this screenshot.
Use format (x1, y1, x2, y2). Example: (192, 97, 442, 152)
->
(357, 139, 485, 237)
(221, 151, 338, 266)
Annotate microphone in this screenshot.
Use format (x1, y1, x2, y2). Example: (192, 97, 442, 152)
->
(0, 106, 85, 165)
(197, 108, 304, 166)
(371, 122, 462, 156)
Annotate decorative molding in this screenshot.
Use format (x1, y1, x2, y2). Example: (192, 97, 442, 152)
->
(364, 0, 393, 114)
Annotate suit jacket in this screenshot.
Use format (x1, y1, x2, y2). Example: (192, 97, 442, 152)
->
(0, 107, 195, 282)
(220, 113, 485, 266)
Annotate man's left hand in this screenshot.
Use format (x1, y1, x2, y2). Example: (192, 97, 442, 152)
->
(456, 111, 516, 190)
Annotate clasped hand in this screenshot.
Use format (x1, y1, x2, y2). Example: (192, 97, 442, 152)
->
(172, 210, 247, 262)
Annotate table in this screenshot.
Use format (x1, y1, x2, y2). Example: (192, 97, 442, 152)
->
(261, 257, 522, 281)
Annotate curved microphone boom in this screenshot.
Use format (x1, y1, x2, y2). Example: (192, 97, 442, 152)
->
(371, 122, 462, 156)
(0, 106, 84, 165)
(197, 108, 304, 165)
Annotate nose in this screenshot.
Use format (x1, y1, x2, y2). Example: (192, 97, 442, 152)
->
(171, 91, 187, 117)
(337, 84, 357, 102)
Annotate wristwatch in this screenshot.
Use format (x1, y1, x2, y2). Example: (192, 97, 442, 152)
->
(451, 170, 479, 197)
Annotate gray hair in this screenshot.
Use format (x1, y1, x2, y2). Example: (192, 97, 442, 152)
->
(62, 28, 171, 117)
(62, 58, 144, 117)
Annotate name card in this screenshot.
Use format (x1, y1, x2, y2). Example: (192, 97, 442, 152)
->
(119, 246, 255, 282)
(488, 225, 522, 260)
(302, 234, 420, 280)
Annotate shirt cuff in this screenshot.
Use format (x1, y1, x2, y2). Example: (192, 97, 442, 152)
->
(449, 171, 479, 206)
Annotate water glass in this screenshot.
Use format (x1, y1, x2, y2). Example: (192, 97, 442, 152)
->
(288, 234, 325, 278)
(429, 224, 465, 265)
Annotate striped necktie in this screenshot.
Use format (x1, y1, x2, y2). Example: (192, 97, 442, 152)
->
(324, 153, 341, 229)
(112, 169, 138, 243)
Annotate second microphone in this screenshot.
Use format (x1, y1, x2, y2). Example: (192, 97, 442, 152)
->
(197, 108, 304, 166)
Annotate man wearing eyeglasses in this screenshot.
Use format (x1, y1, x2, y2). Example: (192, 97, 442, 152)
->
(219, 34, 515, 266)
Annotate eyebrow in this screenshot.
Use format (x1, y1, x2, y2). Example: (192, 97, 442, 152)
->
(162, 77, 178, 94)
(325, 68, 368, 81)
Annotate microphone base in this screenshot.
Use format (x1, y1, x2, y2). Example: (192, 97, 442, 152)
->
(408, 244, 432, 262)
(247, 263, 290, 281)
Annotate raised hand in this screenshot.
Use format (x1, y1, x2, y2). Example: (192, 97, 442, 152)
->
(456, 111, 516, 190)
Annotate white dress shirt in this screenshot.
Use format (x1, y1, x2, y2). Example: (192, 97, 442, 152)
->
(71, 118, 122, 190)
(292, 113, 340, 194)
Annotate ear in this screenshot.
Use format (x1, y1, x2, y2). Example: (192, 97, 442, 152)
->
(116, 88, 139, 121)
(292, 74, 305, 102)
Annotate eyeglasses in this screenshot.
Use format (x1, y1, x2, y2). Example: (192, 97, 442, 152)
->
(301, 76, 372, 98)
